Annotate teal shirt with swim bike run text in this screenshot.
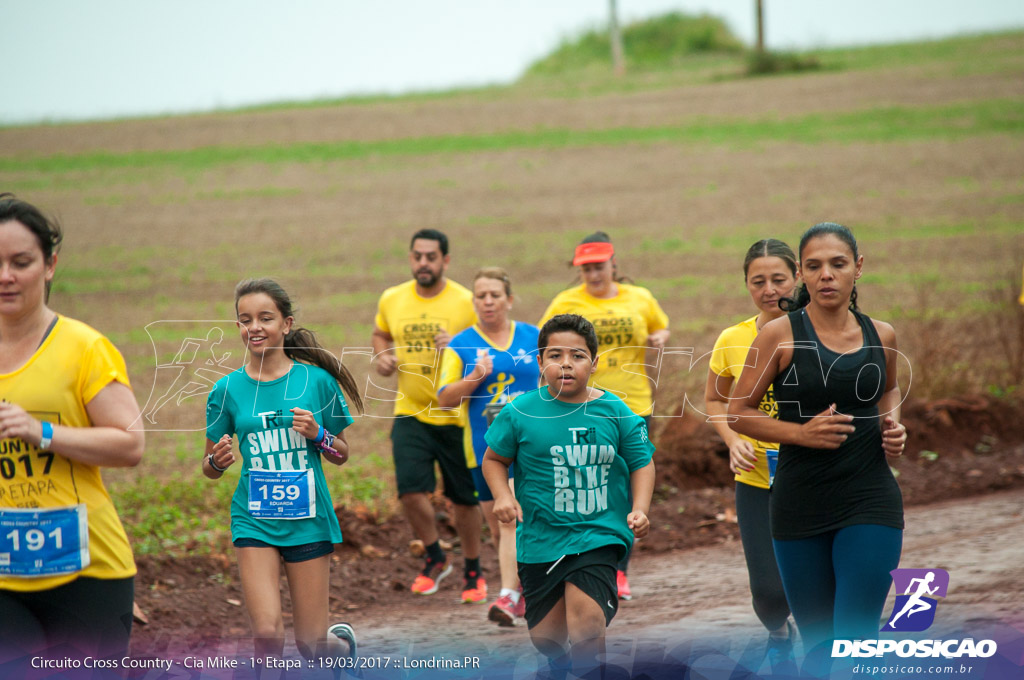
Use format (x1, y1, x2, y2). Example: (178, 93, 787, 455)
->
(206, 363, 353, 546)
(484, 388, 654, 564)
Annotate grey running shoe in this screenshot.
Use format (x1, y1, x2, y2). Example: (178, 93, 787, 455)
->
(328, 622, 357, 659)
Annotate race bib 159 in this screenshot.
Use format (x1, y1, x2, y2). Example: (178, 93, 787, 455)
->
(248, 470, 315, 520)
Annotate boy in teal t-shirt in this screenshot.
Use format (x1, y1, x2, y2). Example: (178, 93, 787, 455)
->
(482, 314, 655, 675)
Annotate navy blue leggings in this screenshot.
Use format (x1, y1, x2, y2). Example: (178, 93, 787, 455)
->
(773, 524, 902, 653)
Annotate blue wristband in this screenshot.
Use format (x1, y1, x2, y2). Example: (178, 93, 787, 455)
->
(313, 426, 325, 444)
(39, 421, 54, 450)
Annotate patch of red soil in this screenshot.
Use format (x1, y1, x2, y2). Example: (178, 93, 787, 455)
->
(641, 395, 1024, 553)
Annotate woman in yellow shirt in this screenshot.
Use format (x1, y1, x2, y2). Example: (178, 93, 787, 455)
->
(0, 194, 144, 661)
(704, 238, 798, 672)
(540, 231, 669, 599)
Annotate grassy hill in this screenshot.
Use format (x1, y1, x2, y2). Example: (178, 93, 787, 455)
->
(523, 11, 744, 77)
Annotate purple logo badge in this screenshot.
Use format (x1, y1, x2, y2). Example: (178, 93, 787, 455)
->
(881, 568, 950, 632)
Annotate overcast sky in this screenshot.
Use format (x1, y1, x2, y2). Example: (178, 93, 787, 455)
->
(4, 0, 1024, 124)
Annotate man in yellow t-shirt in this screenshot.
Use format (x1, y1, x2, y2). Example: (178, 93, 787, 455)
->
(371, 229, 483, 601)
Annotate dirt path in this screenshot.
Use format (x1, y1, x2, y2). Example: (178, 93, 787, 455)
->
(119, 405, 1024, 677)
(12, 489, 1016, 679)
(319, 490, 1024, 675)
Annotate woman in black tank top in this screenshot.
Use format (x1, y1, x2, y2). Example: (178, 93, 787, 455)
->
(728, 223, 908, 672)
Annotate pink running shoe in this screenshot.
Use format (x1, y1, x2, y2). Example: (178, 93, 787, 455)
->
(616, 570, 632, 600)
(488, 595, 516, 626)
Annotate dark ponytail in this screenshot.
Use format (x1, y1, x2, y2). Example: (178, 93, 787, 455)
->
(779, 222, 860, 312)
(235, 278, 364, 413)
(778, 285, 811, 312)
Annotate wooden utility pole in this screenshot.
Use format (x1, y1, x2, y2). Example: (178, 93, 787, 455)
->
(755, 0, 765, 54)
(610, 0, 625, 75)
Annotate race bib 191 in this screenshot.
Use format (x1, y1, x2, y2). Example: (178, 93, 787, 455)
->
(248, 470, 315, 520)
(0, 505, 90, 577)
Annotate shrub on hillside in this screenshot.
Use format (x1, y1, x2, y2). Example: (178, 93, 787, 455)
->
(525, 12, 744, 76)
(746, 50, 822, 76)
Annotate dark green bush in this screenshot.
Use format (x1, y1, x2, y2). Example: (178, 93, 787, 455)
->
(746, 50, 822, 76)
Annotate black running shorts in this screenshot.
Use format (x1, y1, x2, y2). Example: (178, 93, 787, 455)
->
(391, 415, 478, 506)
(518, 545, 619, 629)
(232, 538, 335, 563)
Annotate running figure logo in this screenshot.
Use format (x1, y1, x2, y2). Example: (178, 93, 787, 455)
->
(881, 568, 950, 632)
(140, 323, 237, 429)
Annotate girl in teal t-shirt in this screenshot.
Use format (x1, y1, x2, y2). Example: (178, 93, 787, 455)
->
(482, 313, 656, 676)
(203, 278, 363, 663)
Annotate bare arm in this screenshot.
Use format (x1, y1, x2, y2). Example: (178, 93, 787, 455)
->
(371, 326, 397, 376)
(320, 430, 350, 466)
(647, 328, 670, 350)
(874, 320, 907, 458)
(289, 407, 351, 466)
(728, 319, 854, 449)
(704, 369, 757, 473)
(482, 448, 521, 523)
(0, 381, 144, 468)
(627, 460, 655, 538)
(203, 434, 235, 479)
(436, 352, 492, 409)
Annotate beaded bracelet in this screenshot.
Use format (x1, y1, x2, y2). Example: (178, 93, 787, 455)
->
(319, 431, 340, 457)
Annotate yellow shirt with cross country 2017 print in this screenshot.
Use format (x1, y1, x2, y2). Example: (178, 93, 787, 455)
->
(374, 279, 476, 426)
(540, 283, 669, 417)
(0, 316, 136, 592)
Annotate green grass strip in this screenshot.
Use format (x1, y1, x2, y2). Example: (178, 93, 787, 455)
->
(2, 99, 1021, 175)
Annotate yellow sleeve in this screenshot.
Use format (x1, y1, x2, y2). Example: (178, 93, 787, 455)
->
(708, 330, 733, 379)
(437, 347, 465, 393)
(709, 326, 750, 379)
(78, 335, 131, 404)
(455, 305, 478, 337)
(539, 292, 570, 326)
(646, 292, 669, 332)
(374, 295, 390, 334)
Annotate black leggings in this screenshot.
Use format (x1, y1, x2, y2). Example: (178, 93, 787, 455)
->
(735, 481, 790, 632)
(0, 576, 134, 660)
